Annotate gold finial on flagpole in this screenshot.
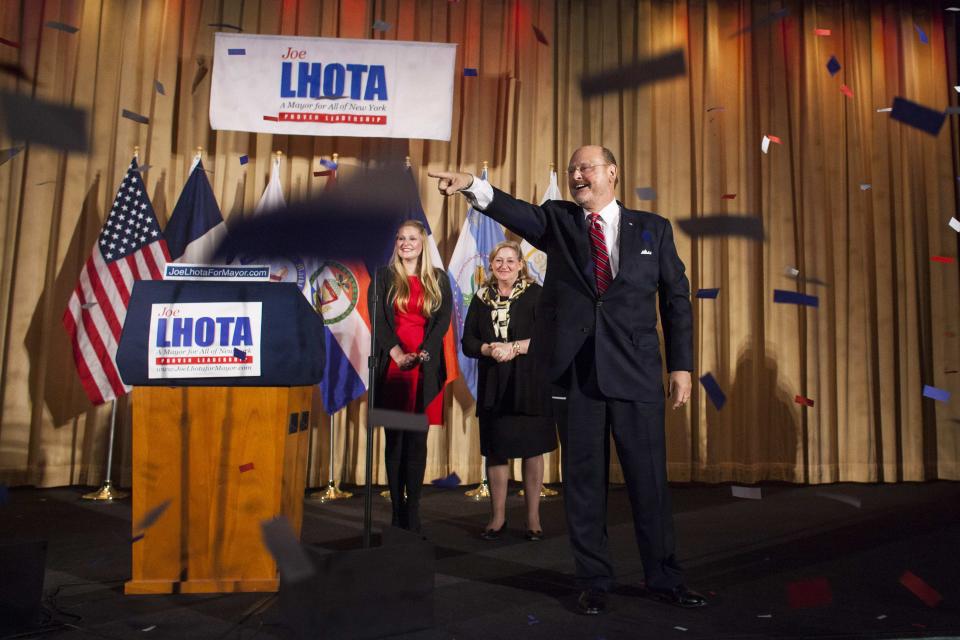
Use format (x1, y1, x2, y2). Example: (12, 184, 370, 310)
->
(133, 145, 140, 160)
(482, 160, 488, 174)
(275, 150, 283, 157)
(332, 153, 338, 164)
(549, 161, 555, 171)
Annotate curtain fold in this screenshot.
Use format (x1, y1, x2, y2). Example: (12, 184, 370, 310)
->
(1, 0, 957, 488)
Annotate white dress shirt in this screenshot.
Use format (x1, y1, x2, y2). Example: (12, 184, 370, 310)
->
(463, 174, 621, 278)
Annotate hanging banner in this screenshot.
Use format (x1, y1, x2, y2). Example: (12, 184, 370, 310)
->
(210, 33, 457, 141)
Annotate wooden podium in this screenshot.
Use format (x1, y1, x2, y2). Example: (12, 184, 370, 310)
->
(116, 281, 326, 595)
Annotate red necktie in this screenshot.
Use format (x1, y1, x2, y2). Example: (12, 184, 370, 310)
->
(588, 213, 612, 295)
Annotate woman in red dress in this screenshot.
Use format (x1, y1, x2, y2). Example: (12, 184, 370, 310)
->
(368, 220, 452, 533)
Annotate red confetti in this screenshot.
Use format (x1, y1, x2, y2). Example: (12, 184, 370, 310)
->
(794, 395, 815, 407)
(814, 28, 832, 36)
(767, 134, 782, 144)
(239, 462, 255, 473)
(262, 114, 278, 122)
(840, 84, 853, 98)
(0, 37, 19, 48)
(721, 193, 737, 200)
(899, 570, 942, 608)
(313, 170, 333, 177)
(932, 256, 955, 263)
(787, 577, 833, 608)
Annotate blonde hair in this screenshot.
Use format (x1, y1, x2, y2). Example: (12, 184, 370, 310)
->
(388, 220, 444, 317)
(483, 240, 533, 290)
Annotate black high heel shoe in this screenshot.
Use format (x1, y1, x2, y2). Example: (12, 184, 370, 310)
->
(480, 521, 507, 540)
(524, 529, 543, 541)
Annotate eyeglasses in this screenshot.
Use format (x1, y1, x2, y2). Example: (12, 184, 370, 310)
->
(566, 162, 609, 176)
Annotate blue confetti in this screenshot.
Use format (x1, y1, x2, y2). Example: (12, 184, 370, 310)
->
(319, 158, 338, 170)
(922, 385, 950, 402)
(915, 23, 928, 45)
(696, 288, 720, 299)
(463, 67, 478, 76)
(227, 48, 246, 55)
(234, 348, 247, 360)
(430, 472, 461, 487)
(826, 55, 841, 76)
(700, 373, 727, 410)
(773, 289, 819, 307)
(635, 187, 657, 200)
(527, 613, 540, 626)
(239, 154, 249, 165)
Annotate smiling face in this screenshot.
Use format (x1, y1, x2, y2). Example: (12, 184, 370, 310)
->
(491, 246, 522, 288)
(567, 145, 618, 212)
(396, 225, 424, 264)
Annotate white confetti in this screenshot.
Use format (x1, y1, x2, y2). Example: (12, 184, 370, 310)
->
(876, 107, 892, 112)
(949, 217, 960, 233)
(761, 135, 771, 154)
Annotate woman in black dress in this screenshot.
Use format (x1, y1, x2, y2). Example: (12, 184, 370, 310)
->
(462, 240, 556, 540)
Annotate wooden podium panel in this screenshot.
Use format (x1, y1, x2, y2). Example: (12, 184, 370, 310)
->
(125, 385, 311, 595)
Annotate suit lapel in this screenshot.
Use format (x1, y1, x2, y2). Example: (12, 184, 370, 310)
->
(609, 206, 637, 292)
(569, 208, 598, 295)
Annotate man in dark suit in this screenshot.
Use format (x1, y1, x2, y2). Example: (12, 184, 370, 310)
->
(429, 146, 706, 613)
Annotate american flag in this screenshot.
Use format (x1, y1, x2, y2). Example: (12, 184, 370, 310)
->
(63, 158, 170, 405)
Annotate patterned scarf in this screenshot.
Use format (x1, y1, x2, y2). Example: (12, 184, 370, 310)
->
(476, 278, 529, 340)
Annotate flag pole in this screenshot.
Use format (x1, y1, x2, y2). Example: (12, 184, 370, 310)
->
(306, 410, 352, 502)
(81, 398, 129, 501)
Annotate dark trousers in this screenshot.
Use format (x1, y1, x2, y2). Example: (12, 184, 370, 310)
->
(384, 429, 428, 532)
(553, 340, 683, 592)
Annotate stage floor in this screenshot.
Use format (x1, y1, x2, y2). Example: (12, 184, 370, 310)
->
(2, 481, 959, 639)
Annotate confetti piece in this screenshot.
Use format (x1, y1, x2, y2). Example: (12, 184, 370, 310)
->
(0, 146, 24, 167)
(234, 348, 247, 360)
(35, 180, 55, 186)
(773, 290, 819, 307)
(372, 19, 391, 32)
(261, 516, 316, 583)
(532, 25, 549, 45)
(314, 170, 333, 177)
(788, 577, 833, 608)
(431, 472, 461, 487)
(731, 485, 762, 499)
(239, 154, 249, 166)
(192, 59, 208, 94)
(915, 23, 928, 44)
(891, 96, 946, 136)
(227, 48, 246, 55)
(757, 614, 773, 618)
(948, 6, 960, 11)
(208, 22, 242, 31)
(721, 193, 736, 199)
(121, 109, 150, 125)
(142, 625, 156, 632)
(677, 215, 765, 240)
(635, 187, 657, 200)
(262, 114, 278, 121)
(131, 533, 145, 543)
(860, 183, 872, 190)
(762, 136, 771, 153)
(700, 373, 726, 410)
(239, 462, 255, 473)
(674, 627, 687, 632)
(135, 499, 172, 531)
(840, 84, 853, 98)
(950, 217, 960, 232)
(706, 106, 725, 112)
(463, 67, 478, 76)
(527, 614, 540, 626)
(955, 85, 960, 92)
(81, 302, 98, 309)
(794, 395, 815, 407)
(814, 491, 861, 508)
(826, 56, 841, 76)
(932, 255, 955, 263)
(922, 385, 950, 402)
(899, 570, 942, 607)
(580, 49, 686, 98)
(876, 106, 892, 112)
(767, 134, 782, 144)
(0, 91, 89, 152)
(46, 21, 79, 34)
(696, 288, 720, 299)
(813, 28, 831, 36)
(729, 8, 789, 37)
(155, 81, 166, 95)
(784, 266, 801, 278)
(0, 37, 19, 48)
(876, 614, 887, 620)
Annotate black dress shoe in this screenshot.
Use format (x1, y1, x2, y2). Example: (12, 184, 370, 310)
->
(524, 529, 543, 541)
(577, 589, 607, 615)
(646, 585, 708, 608)
(480, 522, 507, 540)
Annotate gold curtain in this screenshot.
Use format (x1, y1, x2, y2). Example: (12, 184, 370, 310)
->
(1, 0, 957, 489)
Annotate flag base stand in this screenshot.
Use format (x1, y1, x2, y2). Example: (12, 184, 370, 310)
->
(81, 480, 128, 501)
(306, 483, 352, 503)
(464, 480, 490, 500)
(519, 484, 559, 498)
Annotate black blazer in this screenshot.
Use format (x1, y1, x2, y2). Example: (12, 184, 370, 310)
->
(368, 266, 453, 409)
(461, 283, 549, 416)
(483, 188, 693, 402)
